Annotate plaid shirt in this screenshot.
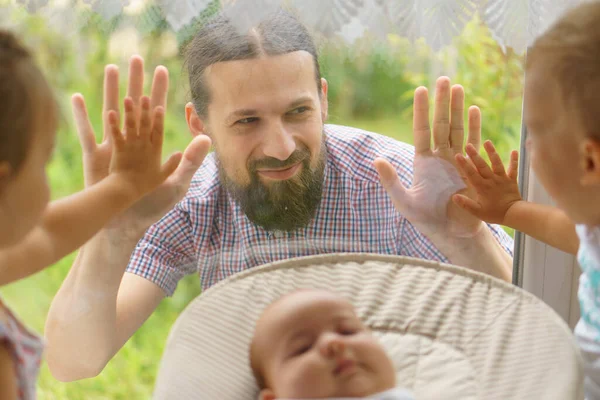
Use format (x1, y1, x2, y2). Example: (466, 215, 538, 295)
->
(128, 125, 514, 295)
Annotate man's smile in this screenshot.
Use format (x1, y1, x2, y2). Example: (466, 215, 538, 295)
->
(257, 163, 302, 180)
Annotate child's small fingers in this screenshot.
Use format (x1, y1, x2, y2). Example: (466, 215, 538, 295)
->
(465, 143, 493, 179)
(151, 106, 165, 146)
(139, 96, 152, 140)
(484, 140, 507, 176)
(124, 97, 137, 140)
(160, 152, 183, 181)
(507, 150, 519, 181)
(456, 154, 485, 187)
(452, 194, 483, 217)
(107, 110, 125, 147)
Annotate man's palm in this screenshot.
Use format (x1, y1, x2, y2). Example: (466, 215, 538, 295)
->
(375, 77, 484, 239)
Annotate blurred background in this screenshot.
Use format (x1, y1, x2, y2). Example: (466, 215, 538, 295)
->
(1, 1, 524, 398)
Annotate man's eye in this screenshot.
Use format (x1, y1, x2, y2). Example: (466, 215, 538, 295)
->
(237, 117, 258, 124)
(289, 106, 309, 115)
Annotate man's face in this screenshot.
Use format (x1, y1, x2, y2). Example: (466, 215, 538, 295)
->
(252, 290, 397, 400)
(200, 51, 328, 231)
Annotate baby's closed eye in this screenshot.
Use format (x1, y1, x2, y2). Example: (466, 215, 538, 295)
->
(289, 339, 314, 357)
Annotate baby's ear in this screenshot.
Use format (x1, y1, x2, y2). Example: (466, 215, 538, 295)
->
(580, 138, 600, 186)
(259, 389, 275, 400)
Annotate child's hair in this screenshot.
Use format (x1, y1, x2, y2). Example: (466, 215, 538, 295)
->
(0, 30, 58, 176)
(527, 2, 600, 141)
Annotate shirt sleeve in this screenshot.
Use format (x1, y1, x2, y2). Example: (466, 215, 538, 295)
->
(126, 204, 199, 297)
(487, 223, 515, 256)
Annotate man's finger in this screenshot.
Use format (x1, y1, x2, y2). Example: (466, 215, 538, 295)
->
(127, 55, 145, 108)
(413, 87, 431, 154)
(102, 65, 120, 142)
(150, 66, 169, 110)
(507, 150, 519, 181)
(160, 152, 183, 181)
(171, 135, 212, 184)
(450, 85, 465, 154)
(466, 106, 481, 152)
(72, 94, 97, 154)
(432, 76, 451, 150)
(373, 157, 411, 208)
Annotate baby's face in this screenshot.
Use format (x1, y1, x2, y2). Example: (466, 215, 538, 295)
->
(252, 290, 396, 400)
(524, 64, 600, 225)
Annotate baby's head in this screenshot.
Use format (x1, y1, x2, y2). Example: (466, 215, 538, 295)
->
(0, 30, 58, 246)
(525, 2, 600, 226)
(250, 289, 396, 399)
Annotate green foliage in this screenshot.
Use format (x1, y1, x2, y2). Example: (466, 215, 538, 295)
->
(0, 8, 522, 399)
(320, 38, 416, 120)
(456, 17, 524, 159)
(399, 16, 525, 163)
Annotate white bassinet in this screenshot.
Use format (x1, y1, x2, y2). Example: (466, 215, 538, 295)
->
(153, 254, 584, 399)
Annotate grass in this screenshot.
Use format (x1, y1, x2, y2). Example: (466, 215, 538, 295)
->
(0, 116, 413, 399)
(330, 114, 413, 143)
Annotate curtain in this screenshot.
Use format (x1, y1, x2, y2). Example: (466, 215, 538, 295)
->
(2, 0, 594, 53)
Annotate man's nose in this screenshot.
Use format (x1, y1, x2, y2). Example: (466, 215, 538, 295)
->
(262, 122, 296, 161)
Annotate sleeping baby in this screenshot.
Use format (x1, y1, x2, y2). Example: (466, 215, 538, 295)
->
(249, 289, 414, 400)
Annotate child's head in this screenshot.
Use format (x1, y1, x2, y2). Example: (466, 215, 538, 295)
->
(0, 31, 58, 246)
(249, 289, 396, 400)
(525, 2, 600, 226)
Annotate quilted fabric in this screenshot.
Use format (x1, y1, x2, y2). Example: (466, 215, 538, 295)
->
(153, 254, 584, 399)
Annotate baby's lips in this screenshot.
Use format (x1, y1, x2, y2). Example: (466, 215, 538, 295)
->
(333, 358, 356, 375)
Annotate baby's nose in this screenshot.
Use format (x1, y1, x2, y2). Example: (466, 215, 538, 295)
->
(321, 335, 346, 358)
(329, 341, 344, 355)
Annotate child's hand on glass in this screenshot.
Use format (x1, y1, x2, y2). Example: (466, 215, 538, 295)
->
(106, 95, 181, 200)
(452, 140, 522, 225)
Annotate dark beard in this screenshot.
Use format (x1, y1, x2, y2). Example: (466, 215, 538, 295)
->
(219, 141, 326, 232)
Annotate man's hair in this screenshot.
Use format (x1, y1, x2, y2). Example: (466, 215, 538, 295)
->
(0, 30, 57, 175)
(184, 8, 322, 118)
(527, 2, 600, 140)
